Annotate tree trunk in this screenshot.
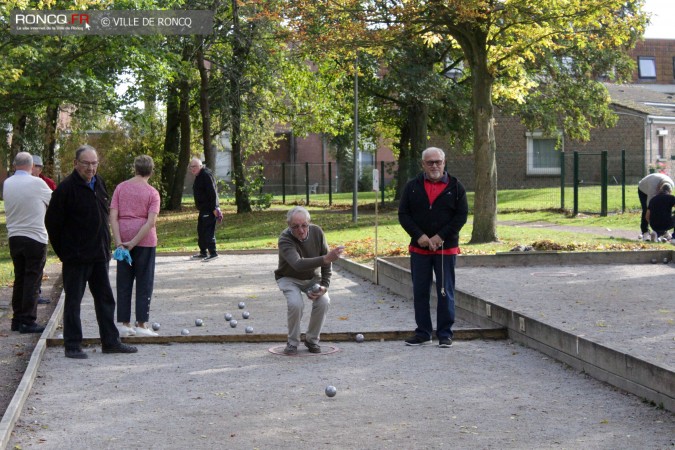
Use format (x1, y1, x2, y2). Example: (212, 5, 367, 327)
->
(167, 79, 192, 210)
(197, 46, 215, 172)
(10, 114, 27, 163)
(230, 0, 252, 213)
(394, 122, 410, 201)
(161, 82, 181, 209)
(468, 46, 498, 243)
(43, 104, 58, 178)
(407, 101, 428, 179)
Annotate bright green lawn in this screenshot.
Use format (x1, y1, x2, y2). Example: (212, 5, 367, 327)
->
(0, 185, 653, 286)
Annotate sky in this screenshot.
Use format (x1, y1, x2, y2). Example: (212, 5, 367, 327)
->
(643, 0, 675, 39)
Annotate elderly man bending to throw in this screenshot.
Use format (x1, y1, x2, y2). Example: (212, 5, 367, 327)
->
(275, 206, 344, 355)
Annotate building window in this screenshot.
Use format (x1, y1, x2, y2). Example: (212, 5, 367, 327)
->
(638, 56, 656, 79)
(526, 132, 562, 175)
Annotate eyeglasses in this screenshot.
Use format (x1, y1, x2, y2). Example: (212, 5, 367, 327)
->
(424, 160, 444, 167)
(188, 164, 200, 169)
(290, 223, 310, 230)
(77, 160, 99, 167)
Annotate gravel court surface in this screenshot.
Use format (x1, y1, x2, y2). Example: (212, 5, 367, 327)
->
(456, 264, 675, 370)
(6, 254, 675, 448)
(10, 340, 675, 449)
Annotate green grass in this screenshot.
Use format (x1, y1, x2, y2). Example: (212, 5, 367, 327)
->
(0, 185, 654, 286)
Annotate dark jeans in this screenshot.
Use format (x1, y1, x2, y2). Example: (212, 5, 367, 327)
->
(62, 261, 120, 351)
(639, 188, 649, 233)
(197, 209, 217, 256)
(410, 252, 456, 340)
(9, 236, 47, 326)
(116, 246, 156, 323)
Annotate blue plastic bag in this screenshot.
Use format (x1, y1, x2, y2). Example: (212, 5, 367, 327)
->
(113, 247, 133, 265)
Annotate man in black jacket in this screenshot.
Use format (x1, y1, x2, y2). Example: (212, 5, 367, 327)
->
(188, 157, 220, 262)
(45, 145, 137, 359)
(398, 147, 468, 348)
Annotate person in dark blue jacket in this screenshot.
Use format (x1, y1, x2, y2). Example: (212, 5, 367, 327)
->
(398, 147, 468, 348)
(188, 157, 220, 261)
(646, 182, 675, 243)
(45, 145, 137, 359)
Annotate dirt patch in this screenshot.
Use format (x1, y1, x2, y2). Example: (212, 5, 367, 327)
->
(0, 263, 61, 419)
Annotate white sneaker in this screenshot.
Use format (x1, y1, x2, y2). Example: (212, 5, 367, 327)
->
(664, 232, 672, 240)
(135, 326, 158, 337)
(642, 232, 651, 241)
(118, 325, 136, 337)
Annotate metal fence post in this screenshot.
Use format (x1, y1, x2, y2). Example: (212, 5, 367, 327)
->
(573, 151, 579, 216)
(282, 162, 286, 204)
(560, 151, 565, 210)
(601, 151, 608, 216)
(380, 161, 385, 204)
(621, 150, 626, 213)
(305, 162, 310, 205)
(328, 162, 333, 206)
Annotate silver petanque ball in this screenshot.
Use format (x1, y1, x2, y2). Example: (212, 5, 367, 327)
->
(195, 319, 203, 327)
(230, 319, 238, 328)
(181, 328, 190, 336)
(152, 322, 160, 331)
(311, 283, 321, 293)
(355, 333, 365, 343)
(245, 326, 254, 334)
(651, 258, 658, 264)
(242, 311, 250, 319)
(238, 302, 246, 309)
(325, 385, 337, 397)
(224, 313, 232, 321)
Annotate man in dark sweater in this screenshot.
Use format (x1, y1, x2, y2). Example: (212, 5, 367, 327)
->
(646, 183, 675, 243)
(45, 145, 137, 359)
(189, 157, 220, 261)
(398, 147, 468, 348)
(274, 206, 344, 355)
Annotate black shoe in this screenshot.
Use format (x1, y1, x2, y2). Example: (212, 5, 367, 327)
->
(202, 254, 219, 262)
(102, 343, 138, 354)
(404, 335, 432, 346)
(304, 341, 321, 353)
(11, 321, 19, 332)
(20, 323, 45, 334)
(438, 337, 453, 348)
(190, 253, 207, 260)
(65, 348, 88, 359)
(37, 297, 51, 304)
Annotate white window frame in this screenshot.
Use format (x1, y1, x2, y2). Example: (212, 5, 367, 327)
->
(526, 131, 562, 175)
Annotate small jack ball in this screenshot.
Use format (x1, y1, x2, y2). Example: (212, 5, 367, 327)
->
(181, 328, 190, 336)
(242, 311, 250, 319)
(325, 385, 337, 397)
(224, 313, 232, 321)
(230, 319, 238, 328)
(151, 322, 160, 331)
(355, 333, 365, 343)
(238, 302, 246, 309)
(195, 319, 203, 327)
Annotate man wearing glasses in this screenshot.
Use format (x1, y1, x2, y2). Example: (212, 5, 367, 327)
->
(274, 206, 344, 355)
(398, 147, 468, 348)
(45, 145, 137, 359)
(188, 157, 220, 262)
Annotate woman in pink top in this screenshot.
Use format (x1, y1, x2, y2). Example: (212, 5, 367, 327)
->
(110, 155, 161, 337)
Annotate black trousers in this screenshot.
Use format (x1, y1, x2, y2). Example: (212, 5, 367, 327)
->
(62, 260, 120, 351)
(9, 236, 47, 326)
(197, 210, 217, 256)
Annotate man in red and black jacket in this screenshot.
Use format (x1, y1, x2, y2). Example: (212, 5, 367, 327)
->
(398, 147, 468, 348)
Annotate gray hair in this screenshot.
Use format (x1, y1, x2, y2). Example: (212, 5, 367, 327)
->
(134, 155, 154, 177)
(421, 147, 446, 161)
(286, 206, 310, 224)
(75, 144, 97, 161)
(13, 152, 33, 168)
